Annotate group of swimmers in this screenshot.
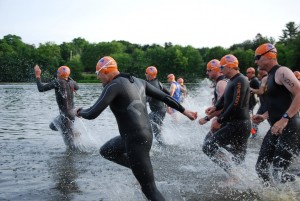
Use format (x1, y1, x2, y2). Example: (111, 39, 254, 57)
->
(34, 43, 300, 200)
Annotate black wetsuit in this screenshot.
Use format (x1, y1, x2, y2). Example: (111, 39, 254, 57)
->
(78, 73, 185, 201)
(249, 76, 260, 113)
(36, 77, 79, 149)
(256, 65, 300, 184)
(146, 78, 170, 144)
(202, 73, 251, 172)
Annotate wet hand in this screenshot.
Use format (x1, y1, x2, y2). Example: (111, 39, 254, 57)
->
(74, 107, 82, 117)
(183, 110, 197, 120)
(199, 117, 208, 125)
(205, 106, 216, 115)
(271, 119, 288, 135)
(34, 64, 41, 78)
(252, 114, 264, 124)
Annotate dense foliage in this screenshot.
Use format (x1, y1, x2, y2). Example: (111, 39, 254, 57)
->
(0, 22, 299, 83)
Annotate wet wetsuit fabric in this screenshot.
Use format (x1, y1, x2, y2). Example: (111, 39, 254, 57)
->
(256, 65, 300, 183)
(147, 78, 169, 143)
(79, 73, 184, 201)
(249, 76, 260, 112)
(36, 77, 79, 149)
(203, 73, 251, 172)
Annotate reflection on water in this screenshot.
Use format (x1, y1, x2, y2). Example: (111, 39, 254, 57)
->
(0, 83, 300, 201)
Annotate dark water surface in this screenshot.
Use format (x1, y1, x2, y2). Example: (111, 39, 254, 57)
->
(1, 83, 300, 201)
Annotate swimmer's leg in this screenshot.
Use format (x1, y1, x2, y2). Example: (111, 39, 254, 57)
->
(49, 116, 60, 131)
(150, 112, 165, 144)
(100, 136, 130, 168)
(256, 130, 277, 185)
(127, 141, 165, 201)
(49, 122, 58, 131)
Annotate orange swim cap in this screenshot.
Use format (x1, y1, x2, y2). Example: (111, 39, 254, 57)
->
(247, 67, 255, 74)
(57, 66, 70, 79)
(220, 54, 239, 68)
(207, 59, 221, 72)
(294, 71, 300, 79)
(96, 56, 118, 74)
(146, 66, 157, 78)
(167, 74, 175, 80)
(255, 43, 277, 59)
(177, 78, 184, 85)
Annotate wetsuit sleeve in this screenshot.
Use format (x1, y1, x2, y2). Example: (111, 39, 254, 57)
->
(73, 81, 79, 90)
(79, 82, 119, 119)
(145, 82, 185, 113)
(217, 79, 247, 123)
(36, 78, 57, 92)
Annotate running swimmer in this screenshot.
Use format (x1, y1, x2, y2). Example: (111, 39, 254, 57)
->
(202, 55, 251, 185)
(34, 65, 79, 150)
(177, 78, 187, 102)
(252, 43, 300, 186)
(199, 59, 228, 133)
(145, 66, 170, 144)
(166, 74, 185, 115)
(74, 56, 197, 201)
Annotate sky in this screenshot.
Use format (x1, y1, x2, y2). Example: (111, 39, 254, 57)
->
(0, 0, 300, 49)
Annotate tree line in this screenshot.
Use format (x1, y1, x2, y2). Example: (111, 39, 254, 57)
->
(0, 22, 299, 83)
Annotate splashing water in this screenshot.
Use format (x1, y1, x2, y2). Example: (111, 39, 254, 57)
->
(1, 83, 300, 201)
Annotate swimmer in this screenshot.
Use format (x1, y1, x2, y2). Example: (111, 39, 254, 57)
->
(74, 56, 197, 201)
(34, 64, 79, 150)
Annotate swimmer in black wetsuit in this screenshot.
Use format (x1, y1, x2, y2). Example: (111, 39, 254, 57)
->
(34, 65, 79, 150)
(246, 67, 260, 114)
(252, 43, 300, 185)
(199, 59, 228, 133)
(74, 56, 197, 201)
(145, 66, 170, 144)
(203, 55, 251, 184)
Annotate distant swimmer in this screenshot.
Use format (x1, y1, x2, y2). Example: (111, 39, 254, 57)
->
(145, 66, 170, 144)
(74, 56, 197, 201)
(34, 65, 79, 150)
(249, 68, 269, 138)
(177, 78, 187, 102)
(252, 43, 300, 186)
(199, 59, 228, 134)
(167, 74, 185, 115)
(202, 55, 251, 185)
(246, 67, 260, 114)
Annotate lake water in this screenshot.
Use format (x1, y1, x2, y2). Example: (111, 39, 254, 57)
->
(1, 82, 300, 201)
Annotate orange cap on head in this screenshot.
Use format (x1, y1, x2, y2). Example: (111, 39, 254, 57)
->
(177, 78, 184, 85)
(96, 56, 118, 74)
(57, 66, 70, 79)
(247, 67, 255, 74)
(207, 59, 221, 72)
(220, 54, 239, 68)
(145, 66, 157, 78)
(167, 74, 175, 80)
(294, 71, 300, 79)
(255, 43, 277, 59)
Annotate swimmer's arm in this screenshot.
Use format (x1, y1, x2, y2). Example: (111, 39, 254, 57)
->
(79, 83, 118, 119)
(36, 78, 56, 92)
(214, 94, 224, 111)
(146, 82, 185, 113)
(216, 80, 227, 101)
(169, 83, 176, 97)
(276, 67, 300, 118)
(251, 76, 267, 95)
(160, 83, 170, 95)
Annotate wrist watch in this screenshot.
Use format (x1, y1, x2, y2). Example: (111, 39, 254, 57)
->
(204, 116, 210, 121)
(282, 113, 291, 120)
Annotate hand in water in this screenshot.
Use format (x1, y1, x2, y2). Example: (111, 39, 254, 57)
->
(34, 64, 41, 79)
